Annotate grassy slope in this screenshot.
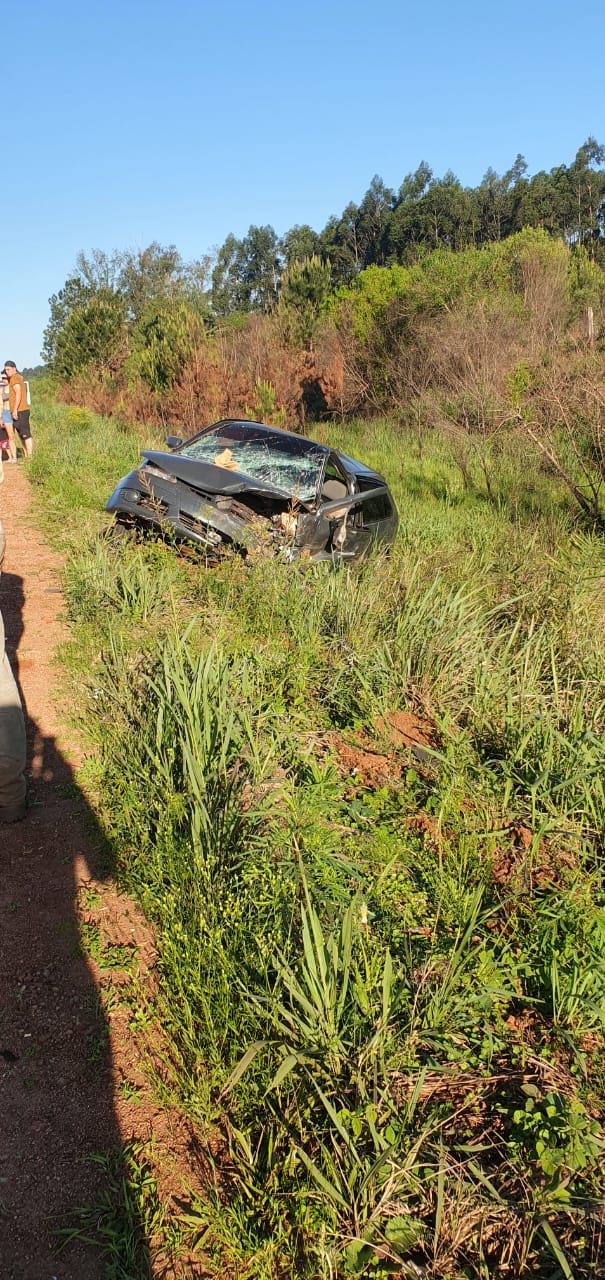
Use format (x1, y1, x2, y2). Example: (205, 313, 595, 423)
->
(27, 394, 605, 1278)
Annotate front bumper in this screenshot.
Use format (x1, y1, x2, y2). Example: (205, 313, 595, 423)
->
(105, 469, 257, 551)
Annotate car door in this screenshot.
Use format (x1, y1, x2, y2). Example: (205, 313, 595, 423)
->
(350, 478, 397, 550)
(315, 458, 373, 563)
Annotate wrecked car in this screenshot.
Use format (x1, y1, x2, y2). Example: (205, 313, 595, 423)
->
(105, 419, 398, 563)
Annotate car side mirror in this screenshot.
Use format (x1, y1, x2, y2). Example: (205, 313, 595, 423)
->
(166, 435, 182, 450)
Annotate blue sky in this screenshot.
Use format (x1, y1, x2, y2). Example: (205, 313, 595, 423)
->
(3, 0, 604, 366)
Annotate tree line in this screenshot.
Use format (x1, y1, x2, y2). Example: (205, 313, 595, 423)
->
(44, 138, 605, 378)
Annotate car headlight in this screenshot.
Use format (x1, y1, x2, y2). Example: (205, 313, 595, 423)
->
(144, 464, 177, 483)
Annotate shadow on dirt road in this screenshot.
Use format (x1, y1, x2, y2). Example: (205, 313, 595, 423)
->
(0, 569, 151, 1278)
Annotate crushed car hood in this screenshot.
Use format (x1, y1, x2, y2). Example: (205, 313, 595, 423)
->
(141, 450, 300, 502)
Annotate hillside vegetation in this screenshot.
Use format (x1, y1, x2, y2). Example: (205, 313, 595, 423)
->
(42, 142, 605, 449)
(43, 228, 605, 536)
(26, 390, 605, 1278)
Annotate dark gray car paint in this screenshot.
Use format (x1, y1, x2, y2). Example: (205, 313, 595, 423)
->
(105, 422, 398, 561)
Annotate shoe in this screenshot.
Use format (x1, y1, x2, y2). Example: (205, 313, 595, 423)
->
(0, 797, 27, 823)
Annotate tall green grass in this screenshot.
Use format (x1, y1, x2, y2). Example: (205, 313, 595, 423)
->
(27, 395, 605, 1277)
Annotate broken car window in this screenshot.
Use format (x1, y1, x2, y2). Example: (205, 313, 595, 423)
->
(179, 423, 325, 502)
(355, 481, 393, 522)
(320, 455, 349, 503)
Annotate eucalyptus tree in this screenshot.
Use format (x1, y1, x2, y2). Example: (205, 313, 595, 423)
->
(75, 247, 124, 291)
(319, 203, 364, 285)
(355, 175, 395, 267)
(118, 242, 185, 322)
(211, 225, 281, 314)
(383, 162, 434, 261)
(281, 223, 321, 266)
(423, 171, 476, 250)
(568, 137, 605, 254)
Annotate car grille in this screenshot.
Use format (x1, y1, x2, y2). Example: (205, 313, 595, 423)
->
(139, 494, 169, 516)
(179, 512, 222, 545)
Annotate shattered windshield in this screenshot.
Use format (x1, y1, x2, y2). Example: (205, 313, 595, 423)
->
(179, 423, 325, 501)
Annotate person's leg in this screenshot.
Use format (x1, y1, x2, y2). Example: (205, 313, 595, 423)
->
(16, 411, 33, 458)
(2, 415, 16, 461)
(6, 420, 17, 461)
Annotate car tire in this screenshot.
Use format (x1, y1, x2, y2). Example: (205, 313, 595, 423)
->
(104, 518, 137, 545)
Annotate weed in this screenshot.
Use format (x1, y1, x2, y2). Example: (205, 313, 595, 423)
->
(79, 884, 102, 911)
(119, 1080, 145, 1105)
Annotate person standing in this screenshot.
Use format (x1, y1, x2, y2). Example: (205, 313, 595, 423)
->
(3, 360, 33, 459)
(1, 370, 17, 462)
(0, 516, 27, 822)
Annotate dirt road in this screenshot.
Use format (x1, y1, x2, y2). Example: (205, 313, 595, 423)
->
(0, 464, 208, 1278)
(0, 463, 117, 1275)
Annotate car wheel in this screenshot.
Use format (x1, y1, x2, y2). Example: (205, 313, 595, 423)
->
(104, 518, 137, 544)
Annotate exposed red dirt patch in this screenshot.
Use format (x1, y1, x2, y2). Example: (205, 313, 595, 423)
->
(377, 708, 436, 750)
(314, 708, 438, 789)
(327, 734, 394, 786)
(491, 823, 579, 892)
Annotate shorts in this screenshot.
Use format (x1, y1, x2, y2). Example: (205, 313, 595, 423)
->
(15, 410, 31, 441)
(1, 409, 11, 426)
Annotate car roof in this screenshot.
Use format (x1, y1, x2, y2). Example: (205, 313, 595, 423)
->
(196, 418, 329, 455)
(335, 450, 387, 482)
